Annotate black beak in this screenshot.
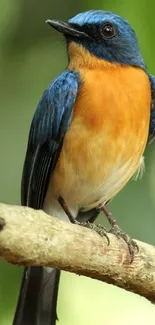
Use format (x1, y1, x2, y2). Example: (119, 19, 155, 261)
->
(46, 19, 88, 39)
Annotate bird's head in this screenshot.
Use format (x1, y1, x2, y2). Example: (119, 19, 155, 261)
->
(46, 10, 146, 70)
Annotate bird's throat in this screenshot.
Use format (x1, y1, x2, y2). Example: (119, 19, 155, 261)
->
(68, 41, 118, 70)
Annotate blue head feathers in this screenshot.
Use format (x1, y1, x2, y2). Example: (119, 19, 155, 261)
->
(46, 10, 146, 69)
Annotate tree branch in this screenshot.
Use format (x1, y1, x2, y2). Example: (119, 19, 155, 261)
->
(0, 203, 154, 303)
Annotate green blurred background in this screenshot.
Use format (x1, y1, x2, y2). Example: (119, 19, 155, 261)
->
(0, 0, 155, 324)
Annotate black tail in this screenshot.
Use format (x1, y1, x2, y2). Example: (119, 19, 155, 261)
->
(13, 266, 60, 325)
(13, 208, 99, 325)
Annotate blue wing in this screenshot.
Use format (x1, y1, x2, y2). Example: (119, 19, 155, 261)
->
(21, 70, 80, 209)
(148, 74, 155, 143)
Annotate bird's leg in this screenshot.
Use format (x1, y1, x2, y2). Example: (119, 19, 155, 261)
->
(58, 196, 75, 223)
(58, 196, 110, 245)
(98, 204, 139, 263)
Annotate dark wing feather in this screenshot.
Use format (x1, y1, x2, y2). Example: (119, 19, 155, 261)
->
(21, 70, 80, 209)
(148, 74, 155, 144)
(14, 70, 96, 325)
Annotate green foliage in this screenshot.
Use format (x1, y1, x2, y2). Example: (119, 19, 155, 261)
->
(0, 1, 155, 324)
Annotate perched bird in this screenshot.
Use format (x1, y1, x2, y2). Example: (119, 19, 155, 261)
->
(13, 9, 155, 325)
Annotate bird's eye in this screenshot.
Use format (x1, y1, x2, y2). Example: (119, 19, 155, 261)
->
(101, 23, 115, 39)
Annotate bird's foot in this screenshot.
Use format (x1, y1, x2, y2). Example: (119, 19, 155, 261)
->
(58, 196, 138, 262)
(74, 220, 110, 245)
(58, 196, 110, 244)
(98, 204, 139, 263)
(108, 223, 139, 263)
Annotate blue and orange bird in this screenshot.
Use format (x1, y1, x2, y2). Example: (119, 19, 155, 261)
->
(13, 10, 155, 325)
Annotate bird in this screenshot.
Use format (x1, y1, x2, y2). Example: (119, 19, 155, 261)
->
(13, 9, 155, 325)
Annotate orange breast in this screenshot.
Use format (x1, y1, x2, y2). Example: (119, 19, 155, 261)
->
(46, 61, 151, 211)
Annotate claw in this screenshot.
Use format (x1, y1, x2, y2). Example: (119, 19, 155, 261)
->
(99, 205, 139, 263)
(109, 224, 139, 263)
(75, 221, 110, 245)
(58, 196, 110, 245)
